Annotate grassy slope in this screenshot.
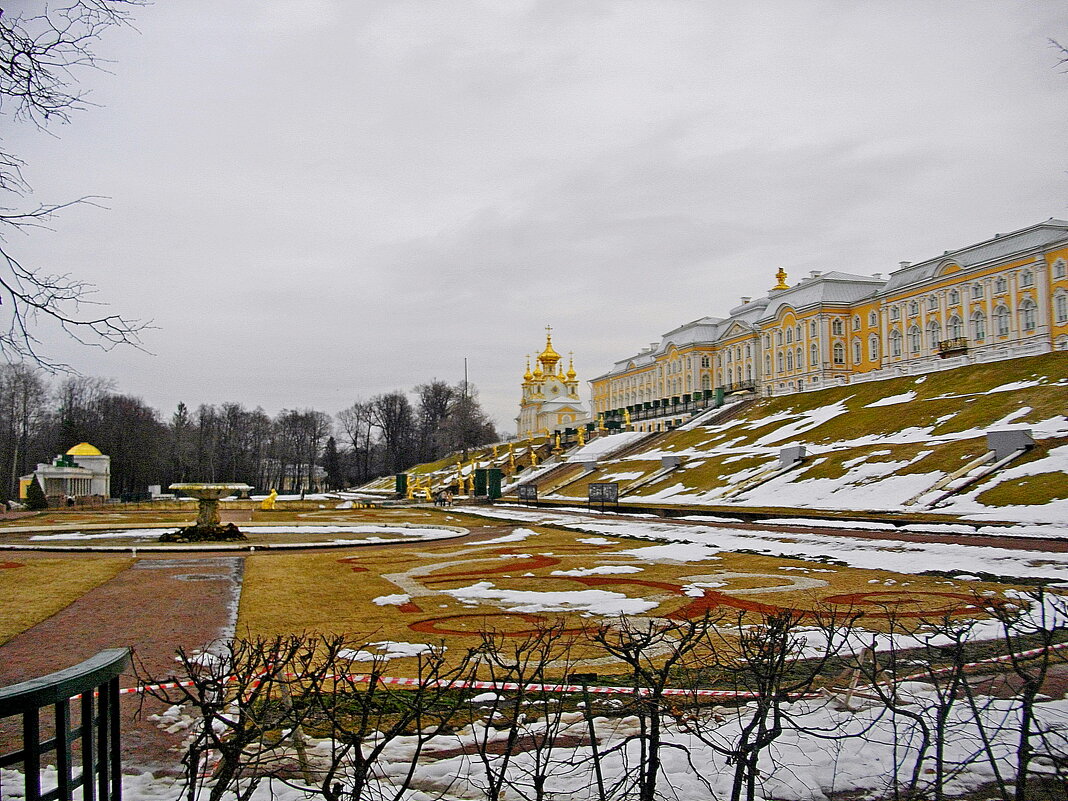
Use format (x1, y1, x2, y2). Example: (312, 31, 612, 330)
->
(576, 353, 1067, 512)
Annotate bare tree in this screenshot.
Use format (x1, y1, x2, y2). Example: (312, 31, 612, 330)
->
(0, 2, 148, 367)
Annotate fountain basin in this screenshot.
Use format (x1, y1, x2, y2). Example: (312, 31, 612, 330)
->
(165, 483, 253, 541)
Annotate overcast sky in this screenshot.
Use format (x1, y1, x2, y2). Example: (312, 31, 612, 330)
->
(6, 0, 1067, 432)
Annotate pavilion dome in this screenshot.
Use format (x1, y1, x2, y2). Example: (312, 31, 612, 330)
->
(66, 442, 102, 456)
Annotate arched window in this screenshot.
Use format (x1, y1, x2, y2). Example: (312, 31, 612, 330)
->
(809, 320, 817, 336)
(994, 277, 1007, 294)
(831, 319, 844, 335)
(786, 351, 794, 370)
(1054, 259, 1067, 279)
(972, 311, 986, 341)
(745, 343, 751, 358)
(852, 339, 862, 363)
(853, 315, 861, 331)
(948, 289, 959, 305)
(764, 355, 771, 374)
(908, 325, 922, 354)
(702, 374, 711, 391)
(795, 325, 802, 341)
(832, 342, 845, 364)
(908, 301, 919, 316)
(777, 353, 784, 373)
(947, 315, 963, 339)
(810, 343, 818, 366)
(785, 328, 793, 344)
(776, 331, 783, 345)
(746, 363, 753, 381)
(764, 334, 771, 348)
(868, 335, 879, 361)
(890, 329, 903, 357)
(1020, 298, 1037, 332)
(972, 283, 983, 299)
(1020, 270, 1034, 288)
(995, 305, 1010, 336)
(926, 320, 942, 349)
(1056, 292, 1068, 324)
(726, 350, 732, 364)
(868, 310, 877, 327)
(890, 306, 900, 321)
(796, 347, 802, 370)
(927, 295, 938, 312)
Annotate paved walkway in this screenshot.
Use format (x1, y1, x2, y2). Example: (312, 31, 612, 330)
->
(0, 554, 244, 774)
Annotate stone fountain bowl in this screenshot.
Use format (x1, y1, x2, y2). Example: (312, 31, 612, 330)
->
(169, 483, 252, 500)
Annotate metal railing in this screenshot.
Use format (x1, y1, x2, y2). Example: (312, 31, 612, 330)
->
(937, 337, 969, 355)
(0, 648, 130, 801)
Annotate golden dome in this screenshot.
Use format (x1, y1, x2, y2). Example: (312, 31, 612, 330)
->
(538, 326, 561, 370)
(66, 442, 102, 456)
(566, 353, 577, 381)
(532, 361, 544, 380)
(523, 355, 533, 383)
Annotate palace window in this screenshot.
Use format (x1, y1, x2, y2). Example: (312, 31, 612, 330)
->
(776, 331, 783, 346)
(831, 319, 844, 335)
(745, 343, 751, 358)
(852, 315, 861, 331)
(777, 353, 784, 373)
(726, 350, 732, 364)
(810, 342, 818, 366)
(995, 305, 1010, 336)
(972, 283, 983, 299)
(1020, 299, 1037, 332)
(890, 306, 900, 321)
(765, 355, 771, 374)
(746, 363, 753, 381)
(852, 339, 862, 363)
(702, 374, 711, 390)
(926, 320, 942, 349)
(1055, 292, 1067, 323)
(786, 351, 794, 371)
(764, 334, 771, 348)
(832, 342, 845, 364)
(890, 329, 903, 357)
(869, 310, 877, 327)
(785, 328, 793, 344)
(995, 277, 1007, 294)
(868, 335, 879, 361)
(947, 315, 963, 339)
(909, 301, 919, 316)
(701, 355, 710, 368)
(809, 320, 817, 336)
(795, 325, 802, 341)
(1054, 260, 1067, 279)
(972, 311, 986, 341)
(796, 347, 802, 370)
(948, 289, 960, 305)
(927, 295, 939, 311)
(1020, 270, 1034, 288)
(909, 326, 922, 354)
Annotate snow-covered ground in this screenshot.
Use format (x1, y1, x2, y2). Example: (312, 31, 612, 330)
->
(464, 506, 1068, 584)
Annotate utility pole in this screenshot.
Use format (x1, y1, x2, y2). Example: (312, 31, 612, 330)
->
(462, 357, 469, 461)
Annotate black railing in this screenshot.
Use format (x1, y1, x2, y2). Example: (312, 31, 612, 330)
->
(602, 390, 722, 425)
(0, 648, 130, 801)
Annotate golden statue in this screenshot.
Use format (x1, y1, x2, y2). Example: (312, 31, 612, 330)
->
(623, 409, 632, 426)
(493, 444, 499, 459)
(530, 447, 539, 467)
(423, 486, 433, 502)
(597, 413, 606, 432)
(508, 442, 516, 473)
(577, 426, 585, 446)
(260, 488, 278, 510)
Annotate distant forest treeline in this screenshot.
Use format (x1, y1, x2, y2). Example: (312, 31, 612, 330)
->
(0, 365, 498, 498)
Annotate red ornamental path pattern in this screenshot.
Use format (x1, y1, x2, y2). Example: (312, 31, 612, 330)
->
(336, 554, 987, 638)
(0, 562, 22, 569)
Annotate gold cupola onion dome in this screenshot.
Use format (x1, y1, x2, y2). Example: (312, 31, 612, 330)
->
(523, 356, 533, 383)
(532, 360, 544, 381)
(538, 326, 561, 372)
(566, 353, 577, 381)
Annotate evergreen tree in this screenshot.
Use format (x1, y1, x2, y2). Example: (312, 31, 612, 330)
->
(25, 476, 47, 510)
(322, 436, 343, 490)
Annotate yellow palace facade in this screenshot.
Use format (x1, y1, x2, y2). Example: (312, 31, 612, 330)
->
(591, 217, 1068, 429)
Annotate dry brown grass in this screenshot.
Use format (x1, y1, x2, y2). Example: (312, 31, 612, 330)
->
(0, 556, 130, 644)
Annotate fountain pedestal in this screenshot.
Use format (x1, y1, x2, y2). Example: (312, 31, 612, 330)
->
(161, 483, 253, 542)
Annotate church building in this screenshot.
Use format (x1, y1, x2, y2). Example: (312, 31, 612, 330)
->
(516, 327, 589, 437)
